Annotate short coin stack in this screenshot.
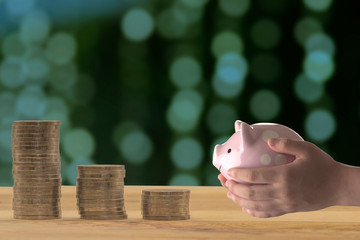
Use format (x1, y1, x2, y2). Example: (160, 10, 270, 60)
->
(12, 120, 62, 220)
(141, 189, 190, 220)
(76, 165, 127, 220)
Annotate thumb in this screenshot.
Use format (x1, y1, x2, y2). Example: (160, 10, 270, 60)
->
(267, 138, 307, 157)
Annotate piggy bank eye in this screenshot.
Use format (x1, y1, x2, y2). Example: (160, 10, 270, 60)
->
(227, 148, 231, 153)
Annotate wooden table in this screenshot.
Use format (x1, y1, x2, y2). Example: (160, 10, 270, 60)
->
(0, 186, 360, 239)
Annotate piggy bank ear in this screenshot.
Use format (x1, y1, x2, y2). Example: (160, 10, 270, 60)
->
(234, 120, 242, 132)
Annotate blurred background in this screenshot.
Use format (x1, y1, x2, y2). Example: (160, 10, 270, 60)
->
(0, 0, 359, 186)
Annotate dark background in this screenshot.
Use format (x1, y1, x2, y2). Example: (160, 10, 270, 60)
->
(0, 0, 359, 186)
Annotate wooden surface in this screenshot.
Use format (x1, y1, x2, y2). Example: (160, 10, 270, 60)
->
(0, 186, 360, 239)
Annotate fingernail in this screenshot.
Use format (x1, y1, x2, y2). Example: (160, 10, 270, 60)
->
(227, 191, 233, 199)
(268, 138, 279, 147)
(225, 181, 229, 188)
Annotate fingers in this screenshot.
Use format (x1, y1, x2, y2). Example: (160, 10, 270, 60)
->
(218, 174, 227, 187)
(268, 138, 308, 157)
(243, 208, 286, 218)
(227, 191, 288, 218)
(226, 180, 276, 201)
(227, 191, 277, 212)
(228, 166, 285, 184)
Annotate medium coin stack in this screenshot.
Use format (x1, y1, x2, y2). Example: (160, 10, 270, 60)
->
(76, 165, 127, 220)
(12, 120, 62, 220)
(141, 189, 190, 220)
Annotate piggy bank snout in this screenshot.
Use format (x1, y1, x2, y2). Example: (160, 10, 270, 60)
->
(212, 144, 221, 169)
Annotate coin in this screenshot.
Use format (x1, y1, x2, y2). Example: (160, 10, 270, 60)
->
(77, 172, 126, 179)
(80, 214, 127, 220)
(14, 214, 61, 220)
(77, 165, 125, 170)
(13, 205, 61, 211)
(13, 198, 60, 204)
(13, 168, 60, 173)
(142, 206, 189, 212)
(13, 164, 60, 170)
(76, 164, 126, 219)
(12, 145, 59, 150)
(12, 132, 59, 137)
(13, 182, 61, 188)
(11, 121, 62, 220)
(12, 123, 60, 128)
(77, 204, 125, 210)
(76, 189, 124, 195)
(13, 187, 61, 192)
(76, 182, 124, 188)
(76, 178, 124, 182)
(13, 120, 60, 124)
(77, 197, 124, 202)
(76, 191, 124, 197)
(141, 189, 190, 221)
(142, 189, 190, 195)
(142, 215, 190, 220)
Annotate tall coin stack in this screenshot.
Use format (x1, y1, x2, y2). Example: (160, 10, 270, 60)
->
(141, 189, 190, 220)
(76, 165, 127, 220)
(12, 120, 62, 220)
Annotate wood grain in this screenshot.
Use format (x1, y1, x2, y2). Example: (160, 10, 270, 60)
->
(0, 186, 360, 239)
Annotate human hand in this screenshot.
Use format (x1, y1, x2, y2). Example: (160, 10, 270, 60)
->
(219, 138, 346, 218)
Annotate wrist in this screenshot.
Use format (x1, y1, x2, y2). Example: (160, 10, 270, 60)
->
(336, 163, 360, 206)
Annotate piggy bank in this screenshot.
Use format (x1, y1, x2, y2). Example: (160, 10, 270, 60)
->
(213, 120, 303, 183)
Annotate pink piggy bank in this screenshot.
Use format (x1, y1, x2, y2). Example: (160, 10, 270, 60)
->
(213, 120, 303, 183)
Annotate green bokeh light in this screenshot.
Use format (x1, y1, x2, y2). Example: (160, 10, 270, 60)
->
(303, 51, 334, 83)
(294, 17, 322, 46)
(16, 85, 47, 119)
(0, 57, 26, 88)
(63, 128, 95, 159)
(0, 127, 11, 150)
(1, 33, 26, 57)
(211, 31, 243, 58)
(303, 0, 333, 12)
(166, 89, 204, 133)
(305, 33, 335, 56)
(169, 173, 200, 186)
(20, 10, 50, 45)
(46, 32, 77, 65)
(0, 92, 16, 118)
(157, 9, 187, 39)
(24, 47, 50, 83)
(249, 89, 281, 121)
(218, 0, 250, 17)
(294, 74, 324, 103)
(305, 109, 336, 142)
(118, 130, 153, 165)
(171, 138, 203, 170)
(173, 0, 203, 24)
(213, 53, 248, 99)
(170, 56, 202, 88)
(49, 63, 77, 92)
(121, 8, 154, 42)
(180, 0, 208, 8)
(5, 0, 35, 15)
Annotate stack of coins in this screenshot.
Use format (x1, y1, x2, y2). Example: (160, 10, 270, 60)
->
(12, 120, 62, 220)
(76, 165, 127, 220)
(141, 189, 190, 220)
